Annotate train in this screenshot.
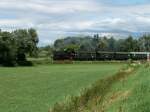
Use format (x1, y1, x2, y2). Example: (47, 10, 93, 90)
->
(53, 51, 150, 61)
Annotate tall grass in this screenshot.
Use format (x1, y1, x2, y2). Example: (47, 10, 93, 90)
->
(123, 64, 150, 112)
(98, 63, 150, 112)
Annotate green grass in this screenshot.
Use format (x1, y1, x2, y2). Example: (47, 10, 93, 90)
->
(104, 64, 150, 112)
(49, 63, 135, 112)
(0, 63, 123, 112)
(50, 63, 150, 112)
(68, 63, 149, 112)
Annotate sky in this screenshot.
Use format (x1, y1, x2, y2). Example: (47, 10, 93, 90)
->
(0, 0, 150, 46)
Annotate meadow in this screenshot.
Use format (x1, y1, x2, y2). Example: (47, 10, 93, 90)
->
(105, 64, 150, 112)
(0, 63, 124, 112)
(50, 63, 150, 112)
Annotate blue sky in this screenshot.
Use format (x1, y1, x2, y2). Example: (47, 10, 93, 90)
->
(0, 0, 150, 45)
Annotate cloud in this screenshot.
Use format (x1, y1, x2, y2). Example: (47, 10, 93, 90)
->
(0, 0, 150, 45)
(0, 0, 100, 14)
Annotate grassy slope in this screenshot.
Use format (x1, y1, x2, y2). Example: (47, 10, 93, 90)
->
(0, 63, 123, 112)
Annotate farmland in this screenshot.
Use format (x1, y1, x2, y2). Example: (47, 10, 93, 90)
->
(0, 63, 124, 112)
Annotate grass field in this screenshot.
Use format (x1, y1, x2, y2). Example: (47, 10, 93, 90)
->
(104, 64, 150, 112)
(49, 63, 150, 112)
(0, 63, 124, 112)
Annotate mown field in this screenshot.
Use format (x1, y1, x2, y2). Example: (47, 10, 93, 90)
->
(0, 63, 124, 112)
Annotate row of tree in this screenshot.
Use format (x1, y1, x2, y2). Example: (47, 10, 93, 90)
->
(54, 34, 150, 53)
(0, 29, 38, 66)
(1, 29, 150, 66)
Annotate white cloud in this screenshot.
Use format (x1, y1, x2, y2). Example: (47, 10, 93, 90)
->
(0, 0, 150, 45)
(0, 0, 100, 14)
(136, 16, 150, 23)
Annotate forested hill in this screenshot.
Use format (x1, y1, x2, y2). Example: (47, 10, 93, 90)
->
(54, 34, 150, 52)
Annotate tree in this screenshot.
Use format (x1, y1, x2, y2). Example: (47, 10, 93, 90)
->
(121, 36, 137, 52)
(54, 39, 65, 51)
(139, 34, 150, 52)
(64, 44, 79, 53)
(93, 34, 100, 52)
(97, 37, 108, 51)
(53, 34, 150, 53)
(0, 29, 39, 66)
(0, 31, 17, 66)
(108, 37, 116, 52)
(28, 28, 39, 57)
(12, 29, 39, 61)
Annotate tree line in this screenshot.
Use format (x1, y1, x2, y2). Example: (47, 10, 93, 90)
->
(0, 29, 38, 66)
(53, 34, 150, 53)
(1, 29, 150, 66)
